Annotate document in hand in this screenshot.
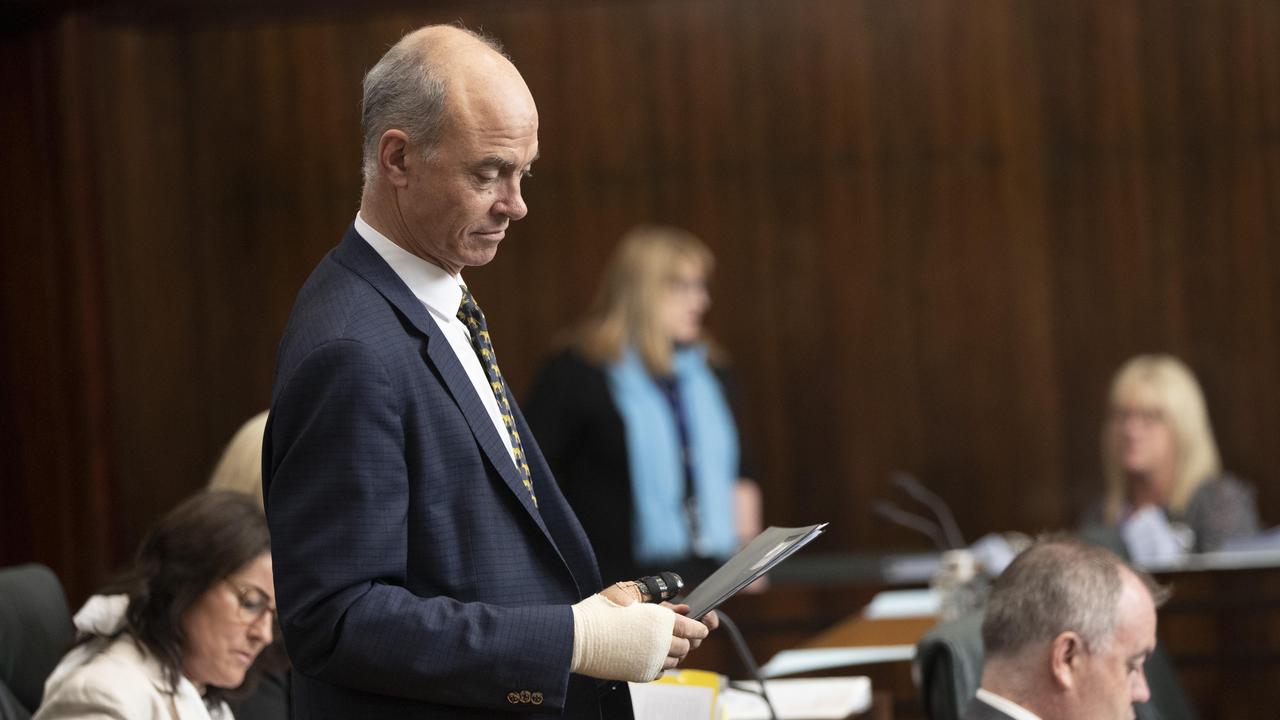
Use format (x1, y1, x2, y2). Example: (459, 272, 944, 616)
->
(681, 523, 828, 619)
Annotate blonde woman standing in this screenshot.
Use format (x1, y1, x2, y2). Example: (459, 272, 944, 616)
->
(525, 226, 762, 587)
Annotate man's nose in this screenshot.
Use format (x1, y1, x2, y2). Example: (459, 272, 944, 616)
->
(496, 181, 528, 221)
(1132, 670, 1151, 703)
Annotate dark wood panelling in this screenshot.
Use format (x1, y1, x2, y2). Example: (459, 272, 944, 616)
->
(2, 0, 1278, 628)
(0, 15, 117, 602)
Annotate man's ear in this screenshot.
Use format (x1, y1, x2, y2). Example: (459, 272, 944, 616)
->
(1049, 631, 1084, 691)
(379, 129, 412, 187)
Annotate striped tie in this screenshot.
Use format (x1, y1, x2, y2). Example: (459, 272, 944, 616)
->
(456, 286, 537, 508)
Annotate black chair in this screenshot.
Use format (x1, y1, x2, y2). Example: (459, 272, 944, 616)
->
(0, 564, 73, 720)
(914, 612, 985, 720)
(915, 611, 1197, 720)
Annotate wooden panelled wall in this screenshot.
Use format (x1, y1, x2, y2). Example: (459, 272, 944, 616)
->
(2, 0, 1278, 603)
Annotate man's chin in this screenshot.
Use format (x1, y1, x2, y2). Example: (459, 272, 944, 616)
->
(463, 247, 501, 268)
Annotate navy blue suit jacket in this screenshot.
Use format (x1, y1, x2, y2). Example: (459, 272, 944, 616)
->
(264, 226, 620, 718)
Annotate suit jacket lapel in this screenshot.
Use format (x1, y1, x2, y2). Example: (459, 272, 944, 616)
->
(514, 401, 600, 596)
(423, 335, 551, 529)
(331, 227, 556, 543)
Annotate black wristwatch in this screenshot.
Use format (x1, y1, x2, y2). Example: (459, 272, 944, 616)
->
(635, 572, 684, 603)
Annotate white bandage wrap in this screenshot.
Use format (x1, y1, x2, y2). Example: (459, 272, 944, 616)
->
(570, 594, 675, 682)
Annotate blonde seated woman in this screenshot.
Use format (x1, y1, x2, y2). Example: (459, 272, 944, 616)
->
(36, 491, 275, 720)
(1086, 354, 1261, 563)
(208, 411, 269, 507)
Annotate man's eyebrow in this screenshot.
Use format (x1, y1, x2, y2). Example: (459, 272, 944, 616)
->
(1128, 648, 1153, 663)
(470, 152, 539, 174)
(473, 156, 515, 171)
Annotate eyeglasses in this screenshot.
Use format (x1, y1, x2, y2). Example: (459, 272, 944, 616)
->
(666, 276, 708, 295)
(224, 580, 277, 626)
(1108, 406, 1165, 427)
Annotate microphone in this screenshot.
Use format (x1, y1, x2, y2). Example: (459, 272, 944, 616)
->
(891, 472, 965, 549)
(872, 501, 948, 551)
(635, 572, 684, 603)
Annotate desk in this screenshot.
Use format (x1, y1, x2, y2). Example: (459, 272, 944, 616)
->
(757, 614, 935, 678)
(692, 549, 1280, 720)
(1150, 556, 1280, 719)
(692, 586, 933, 719)
(802, 615, 935, 651)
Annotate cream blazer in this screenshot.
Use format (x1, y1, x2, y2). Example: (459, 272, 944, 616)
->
(34, 635, 231, 720)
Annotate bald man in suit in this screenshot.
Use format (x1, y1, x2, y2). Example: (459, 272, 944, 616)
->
(264, 25, 715, 720)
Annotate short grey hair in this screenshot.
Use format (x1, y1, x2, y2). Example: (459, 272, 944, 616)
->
(360, 26, 508, 186)
(981, 538, 1167, 657)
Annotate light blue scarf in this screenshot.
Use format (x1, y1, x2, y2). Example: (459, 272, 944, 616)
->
(606, 345, 739, 564)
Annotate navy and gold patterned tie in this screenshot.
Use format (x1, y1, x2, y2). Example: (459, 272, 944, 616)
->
(457, 286, 537, 508)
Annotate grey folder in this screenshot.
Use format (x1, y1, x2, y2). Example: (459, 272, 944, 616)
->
(682, 523, 828, 619)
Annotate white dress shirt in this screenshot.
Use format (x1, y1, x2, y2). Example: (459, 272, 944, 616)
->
(355, 214, 518, 468)
(975, 688, 1043, 720)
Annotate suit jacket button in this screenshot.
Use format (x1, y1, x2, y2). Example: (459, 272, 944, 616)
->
(532, 692, 543, 705)
(520, 690, 533, 703)
(507, 692, 520, 704)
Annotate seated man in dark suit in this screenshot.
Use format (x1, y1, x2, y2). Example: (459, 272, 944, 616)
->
(966, 539, 1164, 720)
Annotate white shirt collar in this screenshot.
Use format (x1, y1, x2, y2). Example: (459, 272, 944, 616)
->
(354, 212, 464, 321)
(352, 214, 519, 468)
(976, 688, 1043, 720)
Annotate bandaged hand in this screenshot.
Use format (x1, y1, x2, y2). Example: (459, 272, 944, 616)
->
(570, 585, 711, 682)
(602, 580, 720, 661)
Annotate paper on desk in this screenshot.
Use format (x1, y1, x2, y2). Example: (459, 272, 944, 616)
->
(628, 681, 716, 720)
(720, 677, 872, 719)
(879, 553, 941, 584)
(760, 646, 916, 678)
(1121, 505, 1191, 566)
(862, 588, 940, 619)
(1217, 526, 1280, 553)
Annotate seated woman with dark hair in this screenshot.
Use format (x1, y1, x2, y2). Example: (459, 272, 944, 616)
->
(36, 491, 276, 720)
(206, 411, 290, 720)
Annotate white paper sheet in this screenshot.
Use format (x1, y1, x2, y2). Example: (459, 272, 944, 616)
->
(760, 645, 916, 678)
(628, 682, 716, 720)
(720, 677, 872, 719)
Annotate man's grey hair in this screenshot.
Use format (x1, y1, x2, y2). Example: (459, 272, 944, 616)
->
(360, 26, 507, 186)
(981, 537, 1167, 657)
